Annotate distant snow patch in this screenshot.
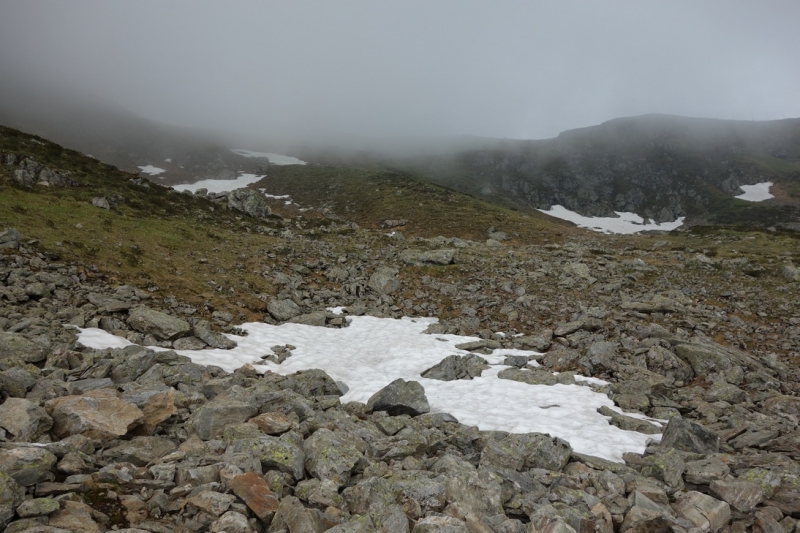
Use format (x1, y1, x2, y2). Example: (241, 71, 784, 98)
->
(138, 165, 166, 176)
(164, 158, 172, 163)
(735, 182, 773, 202)
(258, 189, 291, 200)
(172, 173, 265, 194)
(539, 205, 684, 234)
(232, 149, 307, 165)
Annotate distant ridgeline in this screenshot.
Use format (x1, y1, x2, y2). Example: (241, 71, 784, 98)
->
(404, 115, 800, 230)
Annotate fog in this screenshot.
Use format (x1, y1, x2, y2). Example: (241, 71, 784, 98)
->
(1, 1, 799, 149)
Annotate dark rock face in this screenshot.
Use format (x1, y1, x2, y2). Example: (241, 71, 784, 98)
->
(660, 417, 720, 455)
(227, 188, 272, 219)
(367, 379, 431, 416)
(421, 354, 488, 381)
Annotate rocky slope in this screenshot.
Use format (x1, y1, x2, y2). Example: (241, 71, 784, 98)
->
(400, 115, 800, 229)
(1, 127, 800, 532)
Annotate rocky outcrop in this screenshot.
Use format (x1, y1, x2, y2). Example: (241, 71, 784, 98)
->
(227, 188, 272, 219)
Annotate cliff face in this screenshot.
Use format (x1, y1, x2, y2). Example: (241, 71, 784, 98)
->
(410, 115, 800, 228)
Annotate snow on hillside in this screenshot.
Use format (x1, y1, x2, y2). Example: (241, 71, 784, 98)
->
(735, 182, 774, 202)
(137, 165, 166, 176)
(76, 314, 660, 462)
(172, 172, 265, 194)
(539, 205, 685, 234)
(232, 149, 307, 165)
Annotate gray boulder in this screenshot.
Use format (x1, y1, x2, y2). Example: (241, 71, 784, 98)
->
(673, 343, 733, 376)
(671, 491, 730, 533)
(783, 265, 800, 282)
(0, 227, 20, 249)
(400, 249, 456, 266)
(193, 320, 237, 349)
(0, 471, 24, 529)
(421, 354, 488, 381)
(267, 298, 302, 321)
(660, 417, 720, 454)
(45, 388, 144, 440)
(368, 266, 400, 295)
(0, 332, 48, 363)
(0, 446, 57, 486)
(0, 398, 53, 442)
(188, 398, 258, 440)
(709, 480, 764, 512)
(304, 428, 364, 487)
(227, 188, 272, 218)
(367, 379, 430, 416)
(128, 307, 192, 341)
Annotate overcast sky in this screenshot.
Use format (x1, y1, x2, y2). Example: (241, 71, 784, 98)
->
(1, 1, 799, 143)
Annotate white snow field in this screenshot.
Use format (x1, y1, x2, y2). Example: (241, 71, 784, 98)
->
(172, 173, 265, 194)
(538, 205, 685, 234)
(735, 182, 774, 202)
(137, 165, 166, 176)
(75, 314, 660, 461)
(232, 149, 307, 165)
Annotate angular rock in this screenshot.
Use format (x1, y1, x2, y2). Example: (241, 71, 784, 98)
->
(16, 498, 61, 518)
(45, 388, 144, 440)
(762, 395, 800, 419)
(421, 354, 488, 381)
(48, 500, 101, 533)
(128, 307, 192, 341)
(0, 397, 54, 442)
(671, 491, 730, 533)
(187, 491, 236, 516)
(674, 343, 733, 376)
(367, 379, 430, 416)
(0, 332, 47, 363)
(0, 227, 20, 249)
(102, 436, 177, 466)
(210, 511, 254, 533)
(304, 428, 364, 487)
(445, 469, 503, 518)
(267, 298, 302, 321)
(122, 387, 176, 434)
(110, 346, 158, 383)
(248, 412, 295, 435)
(188, 397, 258, 440)
(660, 416, 720, 454)
(709, 480, 764, 512)
(368, 266, 400, 295)
(0, 470, 25, 529)
(269, 495, 325, 533)
(193, 320, 237, 349)
(282, 369, 343, 398)
(413, 516, 468, 533)
(228, 188, 272, 219)
(0, 446, 57, 486)
(400, 248, 456, 266)
(621, 491, 675, 533)
(228, 472, 280, 522)
(684, 458, 730, 485)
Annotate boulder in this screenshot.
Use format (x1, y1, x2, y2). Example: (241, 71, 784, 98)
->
(674, 343, 733, 376)
(188, 397, 258, 440)
(368, 266, 401, 295)
(421, 354, 488, 381)
(0, 471, 24, 529)
(210, 511, 254, 533)
(660, 417, 720, 454)
(228, 472, 280, 522)
(783, 265, 800, 282)
(671, 491, 730, 533)
(193, 320, 237, 349)
(267, 298, 302, 321)
(0, 398, 53, 441)
(0, 446, 57, 486)
(45, 388, 144, 440)
(128, 307, 191, 341)
(0, 332, 48, 363)
(227, 188, 272, 219)
(0, 227, 20, 249)
(123, 387, 176, 434)
(304, 428, 364, 487)
(400, 249, 456, 266)
(709, 480, 764, 512)
(367, 379, 430, 416)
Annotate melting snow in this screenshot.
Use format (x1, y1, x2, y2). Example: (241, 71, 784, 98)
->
(232, 149, 307, 166)
(735, 182, 774, 202)
(172, 173, 265, 194)
(75, 315, 659, 461)
(539, 205, 685, 234)
(138, 165, 166, 176)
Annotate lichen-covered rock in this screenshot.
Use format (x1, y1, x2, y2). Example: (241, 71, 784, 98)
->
(367, 379, 430, 416)
(660, 417, 720, 454)
(0, 397, 53, 442)
(127, 306, 192, 341)
(304, 428, 364, 487)
(0, 471, 25, 529)
(188, 397, 258, 440)
(227, 188, 272, 219)
(193, 319, 237, 349)
(709, 480, 764, 512)
(45, 388, 144, 440)
(0, 446, 57, 486)
(421, 354, 488, 381)
(400, 249, 456, 266)
(0, 332, 48, 363)
(267, 298, 303, 321)
(282, 369, 343, 398)
(671, 491, 730, 533)
(368, 266, 400, 295)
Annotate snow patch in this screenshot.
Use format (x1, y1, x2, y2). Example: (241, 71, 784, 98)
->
(75, 316, 657, 461)
(735, 182, 774, 202)
(172, 173, 265, 194)
(539, 205, 685, 234)
(232, 149, 307, 165)
(138, 165, 166, 176)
